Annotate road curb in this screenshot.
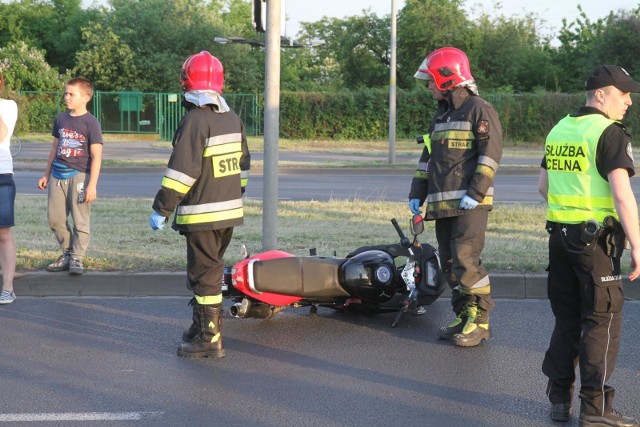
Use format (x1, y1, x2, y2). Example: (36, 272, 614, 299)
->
(13, 271, 191, 297)
(10, 271, 640, 300)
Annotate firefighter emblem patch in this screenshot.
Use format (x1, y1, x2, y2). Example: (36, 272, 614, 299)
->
(477, 120, 490, 135)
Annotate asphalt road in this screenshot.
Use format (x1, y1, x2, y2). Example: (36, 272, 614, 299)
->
(1, 297, 639, 427)
(6, 142, 640, 426)
(15, 140, 640, 202)
(12, 139, 551, 202)
(13, 169, 548, 203)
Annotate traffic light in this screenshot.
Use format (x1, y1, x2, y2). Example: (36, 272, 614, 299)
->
(252, 0, 266, 33)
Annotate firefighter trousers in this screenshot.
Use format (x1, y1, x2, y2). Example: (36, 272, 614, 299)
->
(434, 210, 493, 319)
(185, 228, 234, 298)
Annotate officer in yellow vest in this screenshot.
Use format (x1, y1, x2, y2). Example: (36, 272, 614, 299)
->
(538, 65, 640, 426)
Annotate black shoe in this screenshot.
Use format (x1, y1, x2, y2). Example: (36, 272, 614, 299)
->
(580, 410, 639, 427)
(551, 402, 572, 422)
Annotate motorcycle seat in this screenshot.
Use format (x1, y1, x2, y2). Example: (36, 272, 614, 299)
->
(252, 256, 350, 298)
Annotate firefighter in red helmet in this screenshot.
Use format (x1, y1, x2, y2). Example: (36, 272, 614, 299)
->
(150, 51, 251, 358)
(409, 47, 503, 347)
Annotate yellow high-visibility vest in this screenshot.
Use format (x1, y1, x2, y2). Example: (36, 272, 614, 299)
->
(546, 114, 618, 224)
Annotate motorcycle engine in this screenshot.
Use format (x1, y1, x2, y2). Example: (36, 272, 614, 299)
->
(339, 250, 396, 303)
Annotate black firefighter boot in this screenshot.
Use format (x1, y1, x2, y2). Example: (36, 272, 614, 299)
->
(181, 298, 199, 343)
(177, 304, 225, 358)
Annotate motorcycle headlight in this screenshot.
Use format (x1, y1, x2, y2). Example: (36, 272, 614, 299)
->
(375, 265, 393, 285)
(424, 259, 440, 288)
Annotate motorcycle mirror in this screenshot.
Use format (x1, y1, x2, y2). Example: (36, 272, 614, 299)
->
(410, 214, 424, 236)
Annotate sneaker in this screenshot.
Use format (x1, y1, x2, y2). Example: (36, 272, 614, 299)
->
(0, 290, 16, 304)
(47, 253, 70, 272)
(580, 410, 639, 427)
(69, 257, 84, 275)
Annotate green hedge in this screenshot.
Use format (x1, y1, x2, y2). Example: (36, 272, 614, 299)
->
(11, 92, 62, 135)
(13, 89, 640, 144)
(488, 92, 583, 144)
(280, 89, 640, 143)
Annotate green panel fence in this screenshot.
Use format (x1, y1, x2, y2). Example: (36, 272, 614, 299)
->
(15, 91, 262, 141)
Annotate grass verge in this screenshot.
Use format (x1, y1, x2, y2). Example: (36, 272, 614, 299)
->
(12, 195, 566, 274)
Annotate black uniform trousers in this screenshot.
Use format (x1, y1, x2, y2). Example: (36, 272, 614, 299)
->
(185, 228, 234, 298)
(434, 209, 494, 319)
(542, 225, 624, 416)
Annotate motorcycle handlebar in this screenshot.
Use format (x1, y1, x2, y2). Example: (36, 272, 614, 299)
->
(391, 218, 411, 248)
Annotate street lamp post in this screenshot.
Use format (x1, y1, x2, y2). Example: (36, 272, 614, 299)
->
(213, 4, 317, 251)
(388, 0, 397, 164)
(262, 0, 281, 251)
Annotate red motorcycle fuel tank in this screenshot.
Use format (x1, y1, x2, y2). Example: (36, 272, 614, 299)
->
(231, 250, 303, 306)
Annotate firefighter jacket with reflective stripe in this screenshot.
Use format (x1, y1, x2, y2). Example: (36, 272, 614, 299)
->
(152, 102, 251, 232)
(545, 114, 618, 224)
(409, 87, 503, 220)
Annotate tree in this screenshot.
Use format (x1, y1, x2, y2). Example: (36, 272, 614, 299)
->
(0, 2, 25, 48)
(589, 11, 640, 79)
(49, 0, 105, 72)
(74, 23, 141, 91)
(552, 6, 609, 92)
(466, 11, 555, 92)
(0, 0, 57, 63)
(396, 0, 470, 88)
(0, 40, 64, 91)
(299, 11, 391, 90)
(99, 0, 260, 92)
(0, 0, 103, 73)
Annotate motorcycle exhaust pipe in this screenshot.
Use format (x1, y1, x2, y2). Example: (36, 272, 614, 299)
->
(230, 298, 273, 319)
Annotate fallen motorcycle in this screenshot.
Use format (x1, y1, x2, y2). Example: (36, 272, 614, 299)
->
(222, 214, 445, 327)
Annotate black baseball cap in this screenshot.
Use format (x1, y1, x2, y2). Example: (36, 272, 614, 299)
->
(585, 65, 640, 92)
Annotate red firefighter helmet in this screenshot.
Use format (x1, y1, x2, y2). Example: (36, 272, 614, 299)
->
(414, 47, 474, 90)
(180, 51, 224, 93)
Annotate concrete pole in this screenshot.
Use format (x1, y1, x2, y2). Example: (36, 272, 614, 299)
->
(388, 0, 397, 164)
(262, 0, 281, 250)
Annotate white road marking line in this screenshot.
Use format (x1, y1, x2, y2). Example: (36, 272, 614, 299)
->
(0, 412, 164, 422)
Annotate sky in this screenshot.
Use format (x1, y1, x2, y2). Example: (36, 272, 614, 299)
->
(282, 0, 638, 39)
(77, 0, 639, 41)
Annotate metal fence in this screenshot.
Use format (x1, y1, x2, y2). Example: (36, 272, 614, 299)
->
(17, 91, 262, 140)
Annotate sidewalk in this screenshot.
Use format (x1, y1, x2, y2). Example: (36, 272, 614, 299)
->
(11, 270, 640, 300)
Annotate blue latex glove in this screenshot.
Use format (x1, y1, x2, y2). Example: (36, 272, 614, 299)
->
(409, 199, 422, 215)
(459, 195, 479, 210)
(149, 211, 167, 230)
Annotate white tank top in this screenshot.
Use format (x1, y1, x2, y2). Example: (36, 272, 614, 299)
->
(0, 98, 18, 174)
